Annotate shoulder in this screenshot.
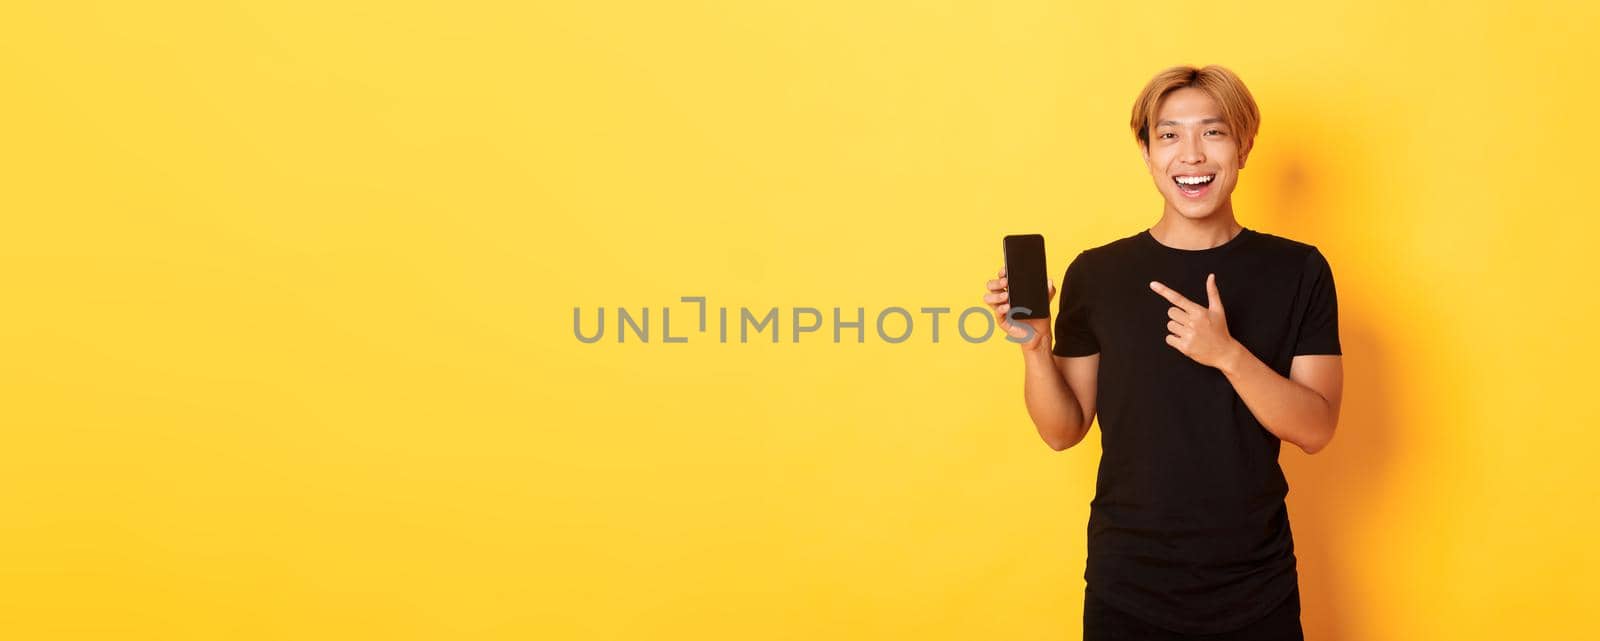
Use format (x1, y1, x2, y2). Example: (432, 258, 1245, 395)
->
(1069, 230, 1144, 268)
(1249, 228, 1316, 253)
(1249, 228, 1332, 270)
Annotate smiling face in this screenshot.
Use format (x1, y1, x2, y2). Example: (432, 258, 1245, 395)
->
(1140, 87, 1251, 221)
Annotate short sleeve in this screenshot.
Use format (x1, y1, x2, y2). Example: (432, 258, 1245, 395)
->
(1293, 248, 1342, 356)
(1052, 250, 1100, 357)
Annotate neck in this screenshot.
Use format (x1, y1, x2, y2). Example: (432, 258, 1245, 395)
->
(1150, 202, 1242, 250)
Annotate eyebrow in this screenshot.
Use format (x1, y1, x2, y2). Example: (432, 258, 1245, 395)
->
(1156, 117, 1225, 127)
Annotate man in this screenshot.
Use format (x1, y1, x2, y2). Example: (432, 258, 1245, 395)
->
(982, 65, 1343, 640)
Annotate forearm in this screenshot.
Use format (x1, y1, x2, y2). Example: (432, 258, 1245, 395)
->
(1217, 341, 1335, 454)
(1021, 349, 1087, 450)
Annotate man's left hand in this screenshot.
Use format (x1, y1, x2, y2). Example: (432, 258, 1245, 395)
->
(1149, 273, 1241, 370)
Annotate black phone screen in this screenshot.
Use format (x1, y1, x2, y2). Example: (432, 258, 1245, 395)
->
(1003, 234, 1050, 320)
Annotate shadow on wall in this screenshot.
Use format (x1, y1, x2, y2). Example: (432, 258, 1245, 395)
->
(1254, 117, 1399, 641)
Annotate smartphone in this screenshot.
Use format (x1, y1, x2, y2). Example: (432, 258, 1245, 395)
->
(1002, 234, 1050, 320)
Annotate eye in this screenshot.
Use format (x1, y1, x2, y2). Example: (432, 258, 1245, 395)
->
(1205, 129, 1225, 136)
(1159, 132, 1175, 140)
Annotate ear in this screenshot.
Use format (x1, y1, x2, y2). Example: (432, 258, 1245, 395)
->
(1238, 138, 1253, 170)
(1139, 142, 1151, 171)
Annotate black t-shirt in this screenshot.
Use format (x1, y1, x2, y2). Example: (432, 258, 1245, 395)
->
(1052, 225, 1341, 634)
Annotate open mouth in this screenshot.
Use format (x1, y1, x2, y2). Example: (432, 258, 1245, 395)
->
(1172, 174, 1216, 198)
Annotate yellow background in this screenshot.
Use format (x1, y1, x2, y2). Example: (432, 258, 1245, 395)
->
(2, 1, 1596, 639)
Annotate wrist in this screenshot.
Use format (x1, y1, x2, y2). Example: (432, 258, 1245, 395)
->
(1022, 341, 1054, 363)
(1218, 339, 1248, 376)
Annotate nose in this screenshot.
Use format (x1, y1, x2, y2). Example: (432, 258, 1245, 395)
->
(1180, 134, 1205, 165)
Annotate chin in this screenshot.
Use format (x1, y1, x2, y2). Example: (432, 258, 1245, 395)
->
(1168, 198, 1221, 219)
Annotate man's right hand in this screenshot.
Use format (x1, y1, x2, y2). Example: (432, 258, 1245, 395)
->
(984, 267, 1056, 353)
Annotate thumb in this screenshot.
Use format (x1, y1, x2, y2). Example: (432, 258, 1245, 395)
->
(1207, 273, 1224, 312)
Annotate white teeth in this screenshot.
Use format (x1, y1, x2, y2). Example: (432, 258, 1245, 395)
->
(1175, 174, 1215, 186)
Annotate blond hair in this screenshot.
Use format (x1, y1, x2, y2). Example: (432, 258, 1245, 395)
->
(1130, 65, 1260, 155)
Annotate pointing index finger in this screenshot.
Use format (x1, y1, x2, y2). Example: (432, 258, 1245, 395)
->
(1149, 280, 1202, 314)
